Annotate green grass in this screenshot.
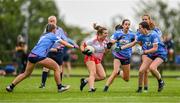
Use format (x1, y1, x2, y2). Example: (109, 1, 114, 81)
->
(32, 67, 180, 76)
(0, 68, 180, 103)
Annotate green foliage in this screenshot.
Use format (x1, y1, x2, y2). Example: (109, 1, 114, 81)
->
(0, 0, 86, 61)
(0, 0, 24, 50)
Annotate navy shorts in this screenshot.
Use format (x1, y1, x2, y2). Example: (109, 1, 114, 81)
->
(63, 53, 71, 62)
(114, 56, 130, 65)
(47, 51, 64, 65)
(28, 53, 46, 63)
(147, 54, 167, 62)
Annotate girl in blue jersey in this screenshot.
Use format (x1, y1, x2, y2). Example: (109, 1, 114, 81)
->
(136, 14, 163, 92)
(6, 24, 74, 93)
(137, 21, 166, 92)
(39, 16, 78, 88)
(103, 19, 135, 92)
(123, 21, 166, 92)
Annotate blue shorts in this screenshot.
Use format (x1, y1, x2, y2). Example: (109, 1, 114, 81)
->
(147, 54, 167, 62)
(47, 51, 64, 65)
(28, 53, 46, 63)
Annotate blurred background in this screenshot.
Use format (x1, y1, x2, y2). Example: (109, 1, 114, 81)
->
(0, 0, 180, 76)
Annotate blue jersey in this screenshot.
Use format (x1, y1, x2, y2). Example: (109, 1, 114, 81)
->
(31, 32, 61, 57)
(111, 30, 135, 59)
(62, 38, 76, 53)
(137, 31, 167, 56)
(153, 27, 162, 37)
(136, 27, 162, 50)
(51, 27, 68, 50)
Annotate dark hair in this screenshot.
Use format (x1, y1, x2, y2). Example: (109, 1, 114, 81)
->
(46, 24, 56, 32)
(139, 21, 150, 30)
(115, 24, 123, 31)
(122, 19, 130, 25)
(93, 23, 107, 35)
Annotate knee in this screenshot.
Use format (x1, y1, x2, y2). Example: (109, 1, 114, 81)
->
(23, 72, 31, 77)
(149, 65, 156, 71)
(139, 69, 144, 74)
(90, 71, 96, 77)
(99, 74, 106, 80)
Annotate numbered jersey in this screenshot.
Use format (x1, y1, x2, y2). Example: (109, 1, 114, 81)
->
(137, 31, 167, 56)
(111, 30, 135, 59)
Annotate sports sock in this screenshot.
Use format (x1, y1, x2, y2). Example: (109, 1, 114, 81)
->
(10, 83, 15, 89)
(158, 79, 162, 83)
(42, 71, 48, 85)
(138, 86, 142, 90)
(57, 84, 62, 89)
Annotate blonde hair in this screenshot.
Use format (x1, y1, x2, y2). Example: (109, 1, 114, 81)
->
(142, 14, 155, 30)
(48, 15, 56, 21)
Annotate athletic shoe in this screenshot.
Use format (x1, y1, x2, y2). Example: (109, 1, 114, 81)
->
(136, 89, 142, 93)
(6, 85, 13, 92)
(143, 87, 148, 93)
(58, 85, 70, 92)
(39, 84, 45, 88)
(158, 80, 165, 92)
(103, 86, 109, 92)
(88, 88, 96, 92)
(143, 90, 148, 93)
(80, 78, 87, 91)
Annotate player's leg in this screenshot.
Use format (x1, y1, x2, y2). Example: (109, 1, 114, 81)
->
(120, 64, 130, 82)
(103, 59, 120, 92)
(143, 69, 149, 92)
(149, 57, 165, 92)
(86, 61, 96, 92)
(136, 56, 152, 93)
(38, 58, 69, 92)
(95, 63, 106, 81)
(6, 61, 35, 92)
(39, 67, 50, 88)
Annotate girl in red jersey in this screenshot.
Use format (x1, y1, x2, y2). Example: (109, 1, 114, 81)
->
(80, 23, 109, 92)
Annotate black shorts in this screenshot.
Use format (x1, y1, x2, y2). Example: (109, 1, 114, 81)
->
(47, 51, 64, 65)
(28, 53, 46, 63)
(114, 56, 130, 65)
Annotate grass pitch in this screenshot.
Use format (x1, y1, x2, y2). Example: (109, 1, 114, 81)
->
(0, 69, 180, 103)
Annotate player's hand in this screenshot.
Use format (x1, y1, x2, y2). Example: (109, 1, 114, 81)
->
(73, 44, 79, 49)
(82, 48, 92, 56)
(107, 42, 113, 49)
(114, 46, 122, 52)
(86, 50, 92, 56)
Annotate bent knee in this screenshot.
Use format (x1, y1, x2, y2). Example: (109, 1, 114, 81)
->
(149, 65, 157, 71)
(100, 75, 106, 80)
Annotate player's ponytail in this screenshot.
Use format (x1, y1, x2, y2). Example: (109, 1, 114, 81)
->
(93, 23, 107, 35)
